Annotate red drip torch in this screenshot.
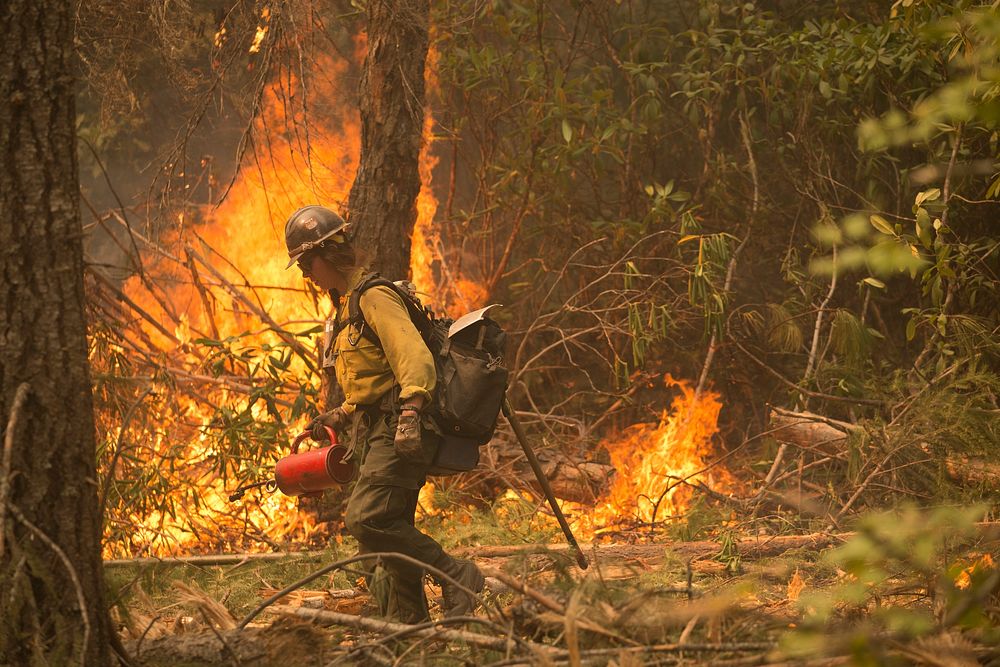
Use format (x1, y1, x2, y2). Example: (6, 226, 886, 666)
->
(228, 426, 357, 502)
(275, 426, 356, 497)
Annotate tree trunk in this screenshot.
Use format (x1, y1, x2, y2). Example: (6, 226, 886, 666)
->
(0, 1, 113, 664)
(347, 0, 430, 280)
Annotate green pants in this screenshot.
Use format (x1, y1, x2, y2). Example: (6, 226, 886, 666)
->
(343, 404, 443, 623)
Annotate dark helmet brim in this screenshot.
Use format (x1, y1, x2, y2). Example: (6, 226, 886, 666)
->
(284, 225, 348, 269)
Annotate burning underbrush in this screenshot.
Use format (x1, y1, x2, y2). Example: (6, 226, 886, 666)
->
(572, 376, 738, 539)
(90, 57, 357, 558)
(416, 375, 740, 544)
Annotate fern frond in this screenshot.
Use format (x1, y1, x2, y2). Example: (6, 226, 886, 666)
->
(765, 303, 803, 353)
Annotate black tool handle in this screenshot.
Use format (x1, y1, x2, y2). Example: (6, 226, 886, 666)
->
(502, 398, 589, 570)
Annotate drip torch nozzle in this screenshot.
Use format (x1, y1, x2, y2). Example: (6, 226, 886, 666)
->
(228, 479, 277, 502)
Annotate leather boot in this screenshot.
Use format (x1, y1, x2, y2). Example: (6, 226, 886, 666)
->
(433, 555, 485, 617)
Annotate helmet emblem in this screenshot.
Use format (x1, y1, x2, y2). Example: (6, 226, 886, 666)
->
(303, 217, 318, 230)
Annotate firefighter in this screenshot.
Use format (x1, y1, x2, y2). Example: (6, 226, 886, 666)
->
(283, 205, 485, 623)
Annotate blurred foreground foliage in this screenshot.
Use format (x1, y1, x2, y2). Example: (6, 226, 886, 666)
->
(785, 505, 999, 663)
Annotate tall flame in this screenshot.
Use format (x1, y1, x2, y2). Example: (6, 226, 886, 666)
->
(409, 45, 487, 317)
(108, 55, 362, 557)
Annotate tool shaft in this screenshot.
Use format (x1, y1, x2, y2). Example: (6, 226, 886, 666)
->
(502, 398, 589, 569)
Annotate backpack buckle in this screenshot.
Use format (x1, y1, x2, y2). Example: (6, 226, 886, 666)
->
(348, 322, 365, 347)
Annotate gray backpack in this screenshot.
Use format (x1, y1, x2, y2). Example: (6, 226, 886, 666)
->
(336, 274, 509, 475)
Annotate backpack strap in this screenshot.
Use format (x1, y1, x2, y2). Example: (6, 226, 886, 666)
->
(335, 272, 384, 348)
(338, 272, 439, 351)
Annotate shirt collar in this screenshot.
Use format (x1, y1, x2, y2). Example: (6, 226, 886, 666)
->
(343, 266, 369, 295)
(334, 266, 371, 322)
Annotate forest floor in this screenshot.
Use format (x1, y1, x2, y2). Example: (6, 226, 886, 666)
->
(104, 507, 1000, 666)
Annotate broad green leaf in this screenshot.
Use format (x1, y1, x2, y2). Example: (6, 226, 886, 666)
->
(915, 209, 934, 249)
(862, 277, 885, 289)
(914, 188, 941, 207)
(906, 318, 917, 341)
(869, 214, 894, 235)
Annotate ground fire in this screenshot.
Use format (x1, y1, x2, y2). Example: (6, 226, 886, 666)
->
(577, 376, 734, 537)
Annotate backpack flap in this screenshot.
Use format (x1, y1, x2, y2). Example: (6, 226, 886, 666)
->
(431, 314, 508, 442)
(428, 433, 482, 477)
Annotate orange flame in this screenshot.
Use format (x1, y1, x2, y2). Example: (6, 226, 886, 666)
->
(571, 376, 733, 537)
(106, 30, 490, 556)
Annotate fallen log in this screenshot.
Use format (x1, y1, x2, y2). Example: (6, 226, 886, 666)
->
(104, 551, 328, 568)
(481, 436, 614, 504)
(465, 523, 1000, 563)
(458, 532, 851, 562)
(767, 407, 856, 457)
(102, 535, 843, 573)
(767, 407, 1000, 486)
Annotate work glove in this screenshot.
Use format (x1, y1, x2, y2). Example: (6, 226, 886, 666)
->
(394, 409, 424, 462)
(308, 406, 349, 441)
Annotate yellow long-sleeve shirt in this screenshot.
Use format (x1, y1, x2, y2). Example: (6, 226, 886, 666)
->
(330, 269, 436, 413)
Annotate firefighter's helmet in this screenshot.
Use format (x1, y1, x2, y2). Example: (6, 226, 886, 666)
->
(284, 205, 348, 269)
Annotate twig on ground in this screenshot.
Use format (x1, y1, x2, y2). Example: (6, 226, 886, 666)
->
(345, 614, 536, 660)
(482, 567, 565, 615)
(678, 614, 700, 644)
(484, 641, 775, 667)
(133, 614, 160, 659)
(199, 608, 242, 667)
(276, 605, 557, 658)
(237, 551, 484, 629)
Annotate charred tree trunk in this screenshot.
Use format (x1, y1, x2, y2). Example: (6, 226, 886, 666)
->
(0, 1, 113, 664)
(347, 0, 430, 280)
